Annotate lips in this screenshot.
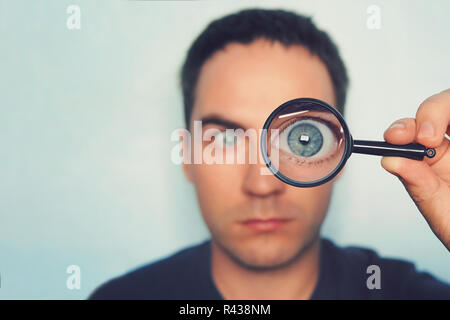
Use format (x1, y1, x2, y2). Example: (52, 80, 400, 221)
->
(241, 218, 291, 232)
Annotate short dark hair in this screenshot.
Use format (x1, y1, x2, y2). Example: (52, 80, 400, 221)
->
(180, 8, 349, 128)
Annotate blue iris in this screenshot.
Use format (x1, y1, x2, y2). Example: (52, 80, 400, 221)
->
(287, 122, 323, 157)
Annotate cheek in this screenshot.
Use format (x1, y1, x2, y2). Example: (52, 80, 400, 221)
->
(285, 183, 334, 216)
(191, 164, 245, 213)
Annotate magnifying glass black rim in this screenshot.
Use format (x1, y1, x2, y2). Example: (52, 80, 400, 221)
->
(261, 97, 352, 188)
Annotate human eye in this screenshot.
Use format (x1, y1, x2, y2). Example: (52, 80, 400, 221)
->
(213, 130, 237, 147)
(275, 116, 341, 164)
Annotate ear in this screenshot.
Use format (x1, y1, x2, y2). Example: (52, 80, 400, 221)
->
(180, 129, 194, 183)
(183, 162, 193, 183)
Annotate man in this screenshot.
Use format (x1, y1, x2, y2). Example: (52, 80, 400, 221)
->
(90, 8, 450, 299)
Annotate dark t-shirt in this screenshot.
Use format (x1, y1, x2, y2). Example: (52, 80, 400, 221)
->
(89, 238, 450, 299)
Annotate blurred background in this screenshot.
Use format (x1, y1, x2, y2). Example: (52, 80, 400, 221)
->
(0, 0, 449, 299)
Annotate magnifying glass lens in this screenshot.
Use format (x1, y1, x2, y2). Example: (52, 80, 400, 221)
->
(266, 101, 347, 184)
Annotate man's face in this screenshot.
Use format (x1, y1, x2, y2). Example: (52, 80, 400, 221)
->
(184, 38, 338, 269)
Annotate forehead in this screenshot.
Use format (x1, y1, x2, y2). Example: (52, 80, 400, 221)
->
(192, 38, 335, 129)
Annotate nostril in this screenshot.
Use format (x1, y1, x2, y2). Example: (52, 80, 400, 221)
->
(242, 171, 285, 198)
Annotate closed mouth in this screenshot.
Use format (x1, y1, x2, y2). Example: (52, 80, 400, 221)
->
(241, 218, 292, 232)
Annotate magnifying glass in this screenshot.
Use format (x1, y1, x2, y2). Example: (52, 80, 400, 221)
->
(260, 98, 438, 188)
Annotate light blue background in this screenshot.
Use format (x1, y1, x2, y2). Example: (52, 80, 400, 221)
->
(1, 0, 449, 299)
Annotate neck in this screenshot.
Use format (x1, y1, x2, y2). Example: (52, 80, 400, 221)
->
(211, 237, 321, 300)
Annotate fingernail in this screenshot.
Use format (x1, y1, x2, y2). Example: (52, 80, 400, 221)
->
(418, 121, 435, 139)
(388, 120, 406, 130)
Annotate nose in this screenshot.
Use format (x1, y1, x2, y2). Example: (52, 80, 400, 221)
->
(242, 162, 286, 197)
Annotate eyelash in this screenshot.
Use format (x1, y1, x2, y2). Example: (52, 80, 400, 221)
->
(284, 152, 340, 167)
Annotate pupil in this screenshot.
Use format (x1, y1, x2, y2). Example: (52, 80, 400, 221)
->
(287, 122, 323, 157)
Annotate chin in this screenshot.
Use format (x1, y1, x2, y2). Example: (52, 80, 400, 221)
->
(226, 234, 307, 270)
(233, 249, 299, 270)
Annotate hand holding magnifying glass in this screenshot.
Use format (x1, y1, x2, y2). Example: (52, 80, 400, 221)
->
(261, 98, 441, 187)
(261, 91, 450, 250)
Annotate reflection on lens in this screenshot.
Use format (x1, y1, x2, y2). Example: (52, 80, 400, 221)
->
(264, 100, 346, 184)
(286, 121, 323, 156)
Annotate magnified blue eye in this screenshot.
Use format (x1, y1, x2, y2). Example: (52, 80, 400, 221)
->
(287, 123, 322, 157)
(278, 118, 336, 159)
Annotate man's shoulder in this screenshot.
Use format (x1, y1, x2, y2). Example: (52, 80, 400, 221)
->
(89, 240, 211, 300)
(321, 238, 450, 299)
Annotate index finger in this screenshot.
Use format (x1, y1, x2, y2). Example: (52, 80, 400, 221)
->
(415, 89, 450, 148)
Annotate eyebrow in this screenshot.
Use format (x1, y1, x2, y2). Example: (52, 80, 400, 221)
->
(199, 115, 247, 130)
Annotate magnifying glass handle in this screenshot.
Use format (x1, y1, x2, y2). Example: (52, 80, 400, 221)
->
(352, 140, 436, 160)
